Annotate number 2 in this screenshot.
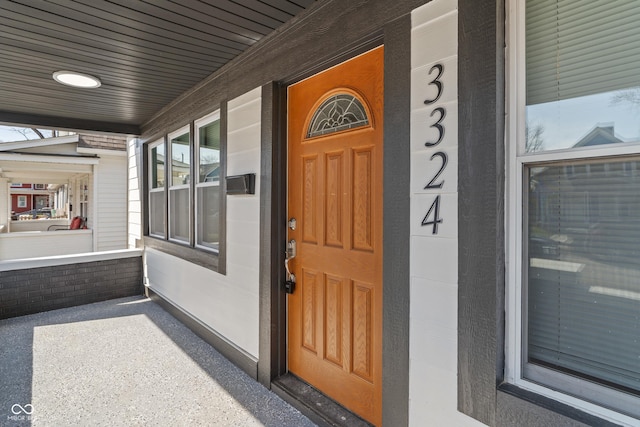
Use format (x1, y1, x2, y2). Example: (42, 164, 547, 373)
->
(424, 151, 448, 189)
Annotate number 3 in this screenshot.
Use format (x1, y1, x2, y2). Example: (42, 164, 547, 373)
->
(425, 107, 446, 147)
(423, 64, 444, 105)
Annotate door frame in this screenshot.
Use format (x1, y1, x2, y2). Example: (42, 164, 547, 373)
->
(258, 16, 412, 426)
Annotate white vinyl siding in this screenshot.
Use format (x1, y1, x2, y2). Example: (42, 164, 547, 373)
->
(96, 155, 128, 251)
(128, 138, 142, 249)
(409, 1, 482, 426)
(0, 230, 93, 260)
(145, 87, 262, 357)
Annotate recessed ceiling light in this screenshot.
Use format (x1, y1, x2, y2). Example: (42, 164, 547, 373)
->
(52, 71, 101, 88)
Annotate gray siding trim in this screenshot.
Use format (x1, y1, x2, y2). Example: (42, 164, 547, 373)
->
(382, 14, 412, 427)
(457, 0, 504, 424)
(496, 385, 621, 427)
(258, 82, 288, 387)
(217, 101, 229, 275)
(143, 236, 220, 271)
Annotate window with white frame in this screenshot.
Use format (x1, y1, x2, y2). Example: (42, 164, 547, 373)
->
(147, 109, 223, 258)
(508, 0, 640, 422)
(168, 126, 191, 243)
(195, 111, 222, 251)
(149, 138, 166, 238)
(17, 195, 27, 208)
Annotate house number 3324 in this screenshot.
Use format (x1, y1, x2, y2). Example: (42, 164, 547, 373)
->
(421, 63, 448, 235)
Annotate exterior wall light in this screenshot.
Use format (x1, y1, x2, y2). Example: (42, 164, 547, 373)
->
(52, 71, 101, 88)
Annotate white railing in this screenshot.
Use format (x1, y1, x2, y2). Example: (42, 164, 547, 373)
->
(0, 229, 93, 261)
(0, 248, 142, 271)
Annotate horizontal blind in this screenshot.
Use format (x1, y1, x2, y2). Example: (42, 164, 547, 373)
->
(527, 160, 640, 393)
(526, 0, 640, 105)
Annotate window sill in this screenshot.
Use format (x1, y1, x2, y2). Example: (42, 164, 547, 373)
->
(497, 383, 622, 427)
(143, 235, 224, 274)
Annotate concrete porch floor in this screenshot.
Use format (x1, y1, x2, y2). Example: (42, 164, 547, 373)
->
(0, 296, 317, 427)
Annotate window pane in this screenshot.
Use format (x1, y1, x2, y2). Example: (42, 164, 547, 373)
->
(149, 190, 165, 237)
(169, 187, 189, 242)
(151, 144, 165, 189)
(525, 1, 640, 152)
(170, 132, 190, 186)
(199, 120, 220, 183)
(527, 160, 640, 394)
(307, 93, 370, 138)
(197, 185, 220, 250)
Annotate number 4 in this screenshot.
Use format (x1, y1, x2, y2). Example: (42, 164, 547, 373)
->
(421, 195, 443, 235)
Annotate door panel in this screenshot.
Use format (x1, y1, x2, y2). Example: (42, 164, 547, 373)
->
(287, 46, 384, 426)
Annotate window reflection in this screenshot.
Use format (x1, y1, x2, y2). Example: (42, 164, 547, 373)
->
(198, 120, 220, 184)
(527, 160, 640, 393)
(170, 132, 190, 186)
(526, 90, 640, 153)
(151, 144, 165, 188)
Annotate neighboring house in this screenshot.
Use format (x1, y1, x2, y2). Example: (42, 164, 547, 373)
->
(0, 133, 128, 259)
(10, 183, 50, 215)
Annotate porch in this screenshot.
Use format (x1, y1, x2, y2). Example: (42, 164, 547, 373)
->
(0, 295, 317, 427)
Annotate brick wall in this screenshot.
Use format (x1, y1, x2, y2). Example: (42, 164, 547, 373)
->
(0, 256, 143, 319)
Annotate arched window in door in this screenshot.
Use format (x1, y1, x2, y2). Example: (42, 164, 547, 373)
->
(307, 92, 370, 138)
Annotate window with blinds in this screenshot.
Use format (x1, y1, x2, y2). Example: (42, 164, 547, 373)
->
(525, 0, 640, 152)
(520, 0, 640, 419)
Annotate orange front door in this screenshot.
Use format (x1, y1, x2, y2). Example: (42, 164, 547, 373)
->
(287, 46, 384, 426)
